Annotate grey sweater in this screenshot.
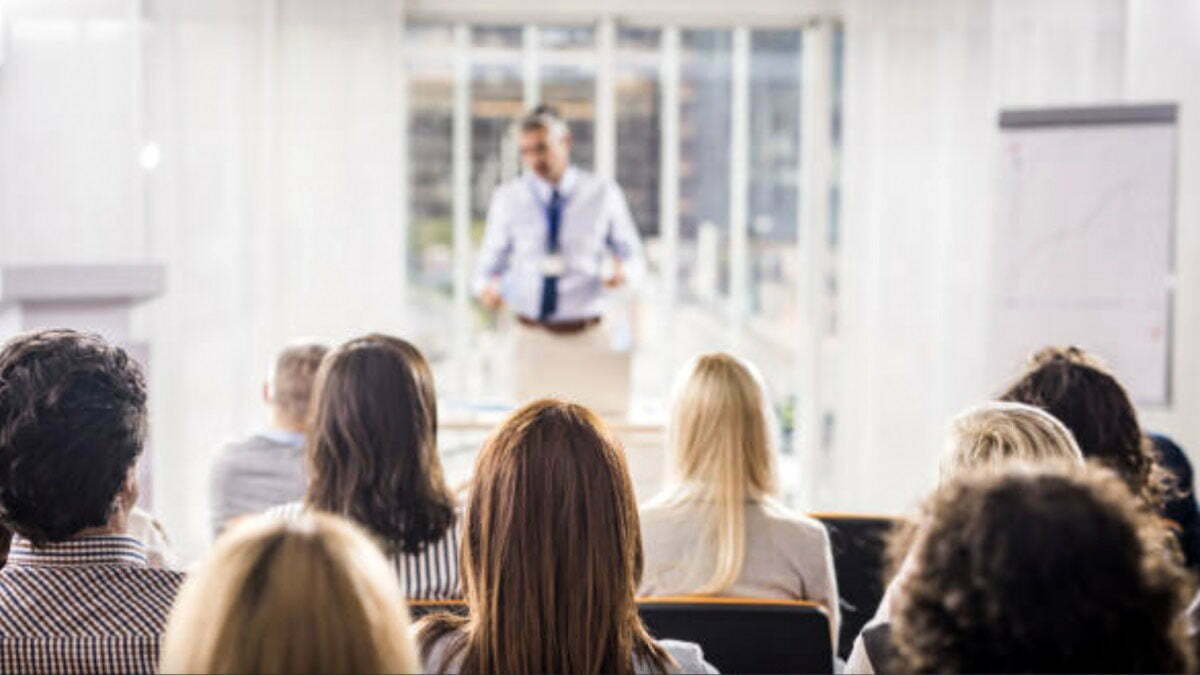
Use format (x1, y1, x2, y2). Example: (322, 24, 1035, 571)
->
(638, 499, 840, 648)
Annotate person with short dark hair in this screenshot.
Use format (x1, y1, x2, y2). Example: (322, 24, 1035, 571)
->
(0, 329, 184, 674)
(209, 340, 328, 535)
(270, 333, 460, 599)
(891, 463, 1194, 673)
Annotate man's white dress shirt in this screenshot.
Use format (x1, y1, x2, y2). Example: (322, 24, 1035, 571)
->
(473, 166, 645, 321)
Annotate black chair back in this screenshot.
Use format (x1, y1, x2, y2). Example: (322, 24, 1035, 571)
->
(408, 600, 468, 621)
(811, 513, 903, 659)
(637, 597, 833, 674)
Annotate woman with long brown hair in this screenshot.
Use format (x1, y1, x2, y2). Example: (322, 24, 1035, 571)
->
(272, 333, 459, 599)
(416, 399, 716, 674)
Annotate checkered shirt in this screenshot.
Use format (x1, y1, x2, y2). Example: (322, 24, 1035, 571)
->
(0, 534, 184, 674)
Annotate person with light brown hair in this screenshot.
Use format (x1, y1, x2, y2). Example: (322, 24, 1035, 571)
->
(210, 340, 328, 535)
(890, 463, 1194, 673)
(271, 333, 459, 599)
(159, 512, 420, 674)
(846, 400, 1086, 673)
(638, 353, 839, 645)
(416, 399, 717, 674)
(938, 400, 1084, 478)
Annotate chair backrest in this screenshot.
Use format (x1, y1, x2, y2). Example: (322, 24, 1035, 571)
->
(811, 512, 904, 659)
(408, 599, 468, 621)
(637, 596, 832, 674)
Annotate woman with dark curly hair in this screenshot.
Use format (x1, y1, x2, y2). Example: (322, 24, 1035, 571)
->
(1000, 346, 1200, 564)
(270, 333, 460, 599)
(891, 463, 1194, 673)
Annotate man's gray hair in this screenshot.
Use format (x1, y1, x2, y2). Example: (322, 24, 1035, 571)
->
(519, 104, 570, 140)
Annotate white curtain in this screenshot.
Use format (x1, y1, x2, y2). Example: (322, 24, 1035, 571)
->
(139, 0, 408, 560)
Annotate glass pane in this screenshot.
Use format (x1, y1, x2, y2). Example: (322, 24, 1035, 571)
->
(472, 24, 521, 49)
(541, 24, 596, 51)
(616, 26, 666, 406)
(470, 63, 523, 226)
(540, 64, 595, 171)
(618, 26, 661, 50)
(406, 24, 456, 388)
(616, 46, 660, 237)
(679, 29, 732, 314)
(746, 28, 802, 451)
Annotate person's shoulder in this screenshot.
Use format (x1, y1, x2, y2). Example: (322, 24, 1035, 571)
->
(213, 433, 273, 464)
(1150, 433, 1190, 465)
(141, 566, 186, 586)
(110, 564, 186, 599)
(493, 176, 531, 201)
(416, 619, 468, 674)
(639, 500, 697, 531)
(653, 639, 720, 674)
(754, 500, 829, 540)
(572, 168, 623, 196)
(264, 501, 305, 520)
(215, 432, 302, 470)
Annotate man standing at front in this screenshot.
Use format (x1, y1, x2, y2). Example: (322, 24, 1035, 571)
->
(475, 105, 644, 413)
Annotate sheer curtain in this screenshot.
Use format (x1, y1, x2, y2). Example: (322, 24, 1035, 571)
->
(832, 0, 1132, 512)
(141, 0, 407, 559)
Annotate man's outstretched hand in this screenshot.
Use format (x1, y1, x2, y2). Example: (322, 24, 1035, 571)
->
(480, 282, 504, 310)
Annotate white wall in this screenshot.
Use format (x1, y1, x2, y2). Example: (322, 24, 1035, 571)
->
(1124, 0, 1200, 463)
(0, 0, 144, 260)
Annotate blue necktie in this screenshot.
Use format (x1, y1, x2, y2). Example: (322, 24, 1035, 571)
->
(538, 189, 562, 320)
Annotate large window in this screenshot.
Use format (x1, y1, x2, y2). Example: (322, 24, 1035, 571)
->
(403, 17, 842, 501)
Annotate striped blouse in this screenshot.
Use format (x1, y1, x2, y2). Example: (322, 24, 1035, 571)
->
(270, 502, 462, 600)
(0, 535, 184, 675)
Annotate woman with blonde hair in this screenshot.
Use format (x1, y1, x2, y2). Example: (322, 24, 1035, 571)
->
(159, 512, 420, 674)
(416, 399, 716, 674)
(846, 400, 1085, 673)
(939, 400, 1084, 478)
(638, 353, 840, 641)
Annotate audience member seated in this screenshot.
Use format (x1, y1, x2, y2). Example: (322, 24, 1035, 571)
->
(210, 341, 328, 536)
(638, 353, 839, 647)
(1000, 345, 1200, 562)
(1148, 432, 1200, 567)
(0, 329, 184, 674)
(159, 512, 420, 674)
(890, 464, 1194, 673)
(271, 334, 460, 599)
(845, 401, 1084, 673)
(416, 399, 718, 674)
